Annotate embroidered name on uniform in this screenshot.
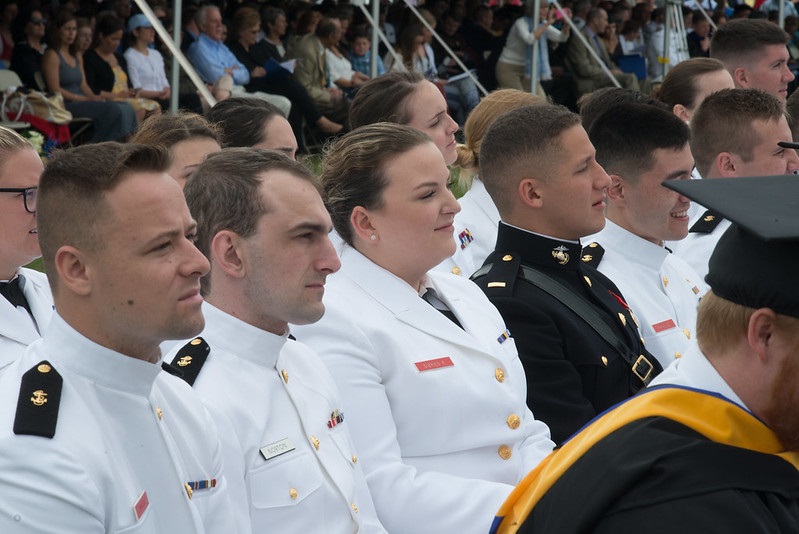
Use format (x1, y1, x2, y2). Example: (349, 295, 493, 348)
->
(133, 491, 149, 521)
(260, 438, 295, 461)
(652, 319, 677, 333)
(497, 330, 511, 344)
(458, 229, 474, 249)
(327, 409, 345, 428)
(414, 357, 454, 372)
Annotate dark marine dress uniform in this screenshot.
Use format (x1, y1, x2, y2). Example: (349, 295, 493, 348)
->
(472, 222, 661, 444)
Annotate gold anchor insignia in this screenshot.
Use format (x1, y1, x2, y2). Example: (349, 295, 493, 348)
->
(31, 390, 48, 406)
(582, 254, 592, 262)
(551, 245, 570, 265)
(176, 355, 192, 367)
(703, 215, 715, 222)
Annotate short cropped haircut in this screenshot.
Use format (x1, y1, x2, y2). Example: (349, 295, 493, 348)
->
(321, 123, 431, 246)
(38, 143, 170, 292)
(349, 71, 426, 129)
(130, 111, 222, 149)
(690, 88, 785, 177)
(589, 103, 690, 182)
(455, 89, 544, 186)
(207, 97, 284, 148)
(185, 148, 318, 295)
(657, 57, 728, 110)
(579, 87, 667, 133)
(479, 104, 581, 217)
(710, 19, 789, 70)
(695, 291, 799, 359)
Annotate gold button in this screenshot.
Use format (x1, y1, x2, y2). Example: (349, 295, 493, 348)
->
(311, 435, 320, 450)
(618, 312, 626, 326)
(498, 445, 512, 460)
(601, 356, 608, 366)
(663, 277, 669, 287)
(351, 454, 358, 464)
(495, 368, 505, 382)
(589, 242, 598, 248)
(451, 266, 462, 275)
(506, 414, 521, 429)
(190, 338, 202, 345)
(289, 488, 298, 500)
(675, 352, 682, 359)
(683, 329, 691, 340)
(281, 369, 289, 384)
(584, 276, 592, 287)
(351, 503, 359, 513)
(156, 407, 163, 420)
(37, 364, 51, 373)
(502, 254, 513, 261)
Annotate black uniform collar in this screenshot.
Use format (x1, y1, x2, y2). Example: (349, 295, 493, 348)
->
(496, 221, 583, 272)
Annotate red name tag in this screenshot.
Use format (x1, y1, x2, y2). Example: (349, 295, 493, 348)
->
(414, 357, 454, 372)
(651, 319, 677, 333)
(134, 491, 149, 521)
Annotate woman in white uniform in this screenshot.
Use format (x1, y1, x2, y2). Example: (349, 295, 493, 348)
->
(0, 126, 52, 370)
(436, 88, 545, 277)
(293, 124, 554, 534)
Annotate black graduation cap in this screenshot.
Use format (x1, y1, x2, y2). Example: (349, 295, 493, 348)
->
(664, 175, 799, 318)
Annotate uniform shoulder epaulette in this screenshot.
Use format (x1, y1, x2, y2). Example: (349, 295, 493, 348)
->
(581, 242, 605, 268)
(169, 337, 210, 386)
(689, 210, 723, 234)
(470, 253, 521, 297)
(14, 360, 63, 439)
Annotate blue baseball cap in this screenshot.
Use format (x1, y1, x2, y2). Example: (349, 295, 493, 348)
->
(128, 14, 153, 32)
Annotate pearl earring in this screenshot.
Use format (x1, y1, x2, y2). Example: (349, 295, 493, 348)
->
(370, 234, 377, 241)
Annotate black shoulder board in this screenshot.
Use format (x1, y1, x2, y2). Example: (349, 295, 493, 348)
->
(169, 337, 210, 386)
(470, 253, 521, 297)
(689, 210, 723, 234)
(14, 360, 63, 439)
(161, 361, 184, 378)
(581, 242, 605, 268)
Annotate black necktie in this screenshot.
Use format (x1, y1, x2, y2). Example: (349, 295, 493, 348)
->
(1, 276, 32, 316)
(422, 287, 463, 329)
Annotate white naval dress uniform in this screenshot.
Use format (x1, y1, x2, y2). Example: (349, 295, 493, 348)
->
(0, 314, 238, 534)
(670, 205, 731, 281)
(435, 178, 500, 277)
(168, 302, 386, 534)
(583, 221, 708, 368)
(293, 247, 555, 534)
(0, 268, 53, 369)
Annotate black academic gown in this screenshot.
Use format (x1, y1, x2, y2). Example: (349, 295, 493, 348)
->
(492, 386, 799, 534)
(473, 222, 660, 444)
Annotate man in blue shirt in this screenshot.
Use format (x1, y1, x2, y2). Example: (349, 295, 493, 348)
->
(188, 5, 290, 115)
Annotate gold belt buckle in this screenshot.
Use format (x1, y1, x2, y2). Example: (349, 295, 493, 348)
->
(632, 354, 653, 383)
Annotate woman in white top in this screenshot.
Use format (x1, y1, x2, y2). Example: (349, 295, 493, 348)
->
(436, 88, 545, 277)
(0, 126, 52, 370)
(349, 70, 459, 165)
(293, 124, 554, 534)
(123, 14, 170, 103)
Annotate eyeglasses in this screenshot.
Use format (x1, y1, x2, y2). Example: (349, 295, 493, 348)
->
(0, 187, 38, 213)
(30, 18, 48, 25)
